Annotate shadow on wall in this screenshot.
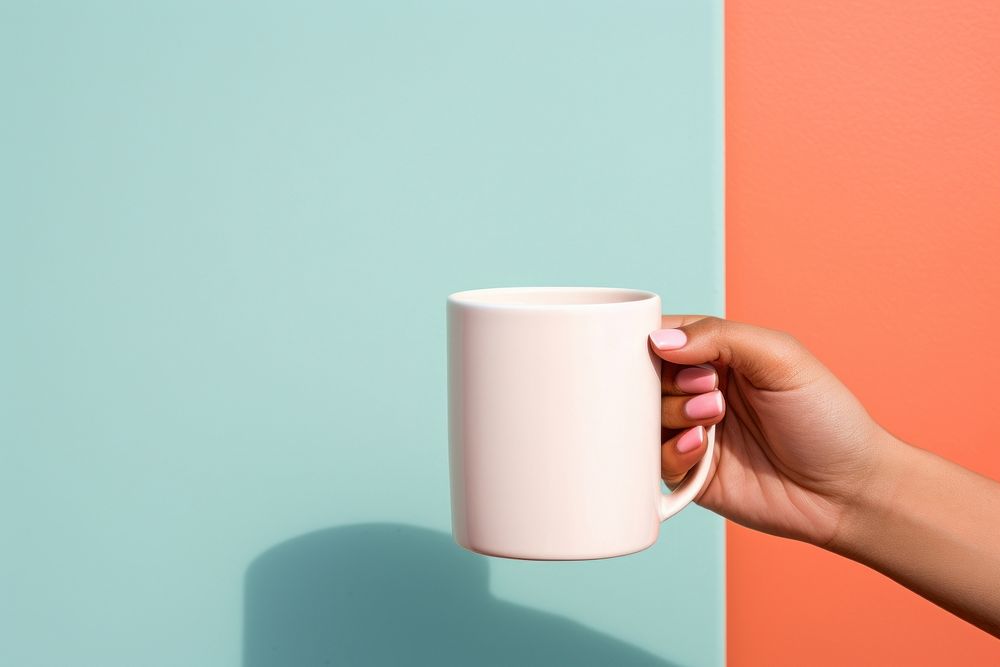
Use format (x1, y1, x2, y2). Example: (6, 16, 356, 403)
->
(243, 523, 675, 666)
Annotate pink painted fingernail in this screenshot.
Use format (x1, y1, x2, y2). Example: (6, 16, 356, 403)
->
(676, 366, 717, 393)
(650, 328, 687, 350)
(682, 390, 724, 420)
(676, 425, 705, 454)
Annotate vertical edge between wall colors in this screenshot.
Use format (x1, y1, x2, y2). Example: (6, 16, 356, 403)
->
(719, 3, 727, 665)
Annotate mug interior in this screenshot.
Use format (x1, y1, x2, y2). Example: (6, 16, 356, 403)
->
(448, 286, 657, 307)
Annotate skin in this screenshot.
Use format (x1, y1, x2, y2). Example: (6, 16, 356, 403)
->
(654, 315, 1000, 638)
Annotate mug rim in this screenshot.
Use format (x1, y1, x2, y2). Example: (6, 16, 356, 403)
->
(447, 286, 659, 309)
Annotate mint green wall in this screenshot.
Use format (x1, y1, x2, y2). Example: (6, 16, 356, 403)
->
(1, 2, 724, 665)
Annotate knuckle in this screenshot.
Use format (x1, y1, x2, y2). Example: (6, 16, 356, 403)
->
(773, 331, 804, 363)
(770, 331, 812, 386)
(780, 330, 803, 348)
(692, 316, 733, 364)
(698, 315, 725, 330)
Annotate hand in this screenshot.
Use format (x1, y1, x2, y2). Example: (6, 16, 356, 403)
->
(652, 315, 892, 548)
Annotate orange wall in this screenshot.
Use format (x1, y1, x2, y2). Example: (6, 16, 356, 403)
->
(726, 1, 1000, 664)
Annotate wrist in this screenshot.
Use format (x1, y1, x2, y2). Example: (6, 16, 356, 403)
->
(820, 429, 1000, 636)
(826, 428, 914, 558)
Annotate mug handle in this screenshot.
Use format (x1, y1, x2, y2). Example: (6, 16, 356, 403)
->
(658, 363, 718, 521)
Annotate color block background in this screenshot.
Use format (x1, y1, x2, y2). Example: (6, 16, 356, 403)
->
(726, 1, 1000, 664)
(1, 2, 724, 665)
(12, 2, 993, 663)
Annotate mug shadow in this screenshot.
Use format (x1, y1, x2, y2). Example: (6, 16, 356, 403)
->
(243, 522, 676, 666)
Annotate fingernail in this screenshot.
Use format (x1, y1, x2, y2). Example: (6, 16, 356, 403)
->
(676, 366, 717, 393)
(683, 390, 724, 420)
(650, 328, 687, 350)
(676, 425, 705, 454)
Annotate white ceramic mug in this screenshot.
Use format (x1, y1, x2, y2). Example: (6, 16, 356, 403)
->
(447, 286, 715, 560)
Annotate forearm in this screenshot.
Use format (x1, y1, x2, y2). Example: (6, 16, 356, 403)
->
(828, 432, 1000, 637)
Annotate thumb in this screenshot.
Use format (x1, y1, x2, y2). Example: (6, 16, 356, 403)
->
(650, 316, 816, 391)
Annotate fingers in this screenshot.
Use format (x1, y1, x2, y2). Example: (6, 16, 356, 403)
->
(661, 425, 708, 489)
(662, 389, 725, 429)
(661, 362, 718, 396)
(650, 315, 816, 391)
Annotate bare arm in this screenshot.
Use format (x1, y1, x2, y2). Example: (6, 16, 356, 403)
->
(830, 432, 1000, 637)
